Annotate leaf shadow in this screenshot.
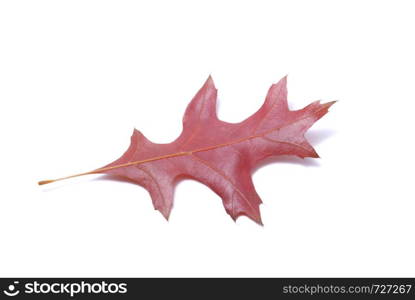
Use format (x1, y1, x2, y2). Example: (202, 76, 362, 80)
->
(305, 128, 337, 147)
(39, 175, 102, 192)
(94, 174, 141, 185)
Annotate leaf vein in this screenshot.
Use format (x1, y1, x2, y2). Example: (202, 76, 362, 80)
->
(190, 154, 256, 215)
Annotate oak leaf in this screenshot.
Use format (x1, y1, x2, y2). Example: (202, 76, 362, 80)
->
(40, 76, 334, 224)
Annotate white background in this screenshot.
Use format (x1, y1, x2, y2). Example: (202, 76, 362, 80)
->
(0, 0, 414, 277)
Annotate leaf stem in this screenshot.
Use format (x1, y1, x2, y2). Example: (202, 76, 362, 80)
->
(38, 151, 190, 185)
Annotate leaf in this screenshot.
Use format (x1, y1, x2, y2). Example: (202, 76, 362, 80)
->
(39, 76, 335, 224)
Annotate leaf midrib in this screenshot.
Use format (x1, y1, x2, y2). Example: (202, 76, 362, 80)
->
(93, 111, 320, 174)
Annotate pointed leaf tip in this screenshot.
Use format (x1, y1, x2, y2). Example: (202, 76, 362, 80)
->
(233, 212, 264, 226)
(204, 74, 216, 89)
(274, 75, 287, 86)
(158, 207, 171, 221)
(323, 100, 337, 109)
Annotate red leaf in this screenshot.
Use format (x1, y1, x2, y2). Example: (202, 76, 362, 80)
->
(39, 76, 334, 224)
